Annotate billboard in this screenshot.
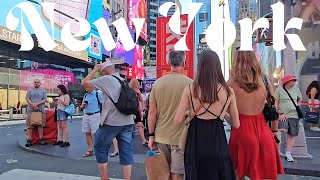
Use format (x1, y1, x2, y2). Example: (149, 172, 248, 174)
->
(0, 0, 90, 60)
(102, 0, 112, 56)
(127, 0, 148, 45)
(86, 0, 103, 60)
(156, 15, 195, 79)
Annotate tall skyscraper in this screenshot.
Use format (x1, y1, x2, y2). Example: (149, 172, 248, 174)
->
(158, 0, 182, 16)
(234, 0, 258, 50)
(195, 0, 211, 56)
(147, 0, 159, 63)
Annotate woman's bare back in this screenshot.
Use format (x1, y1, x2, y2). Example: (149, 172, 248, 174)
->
(228, 80, 267, 115)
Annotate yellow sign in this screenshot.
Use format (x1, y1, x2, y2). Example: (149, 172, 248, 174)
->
(39, 40, 88, 62)
(0, 26, 21, 45)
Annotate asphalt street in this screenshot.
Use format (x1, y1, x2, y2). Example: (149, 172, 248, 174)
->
(0, 118, 319, 180)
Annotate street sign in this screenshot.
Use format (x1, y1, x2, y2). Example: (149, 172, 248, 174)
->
(105, 57, 125, 65)
(257, 18, 273, 44)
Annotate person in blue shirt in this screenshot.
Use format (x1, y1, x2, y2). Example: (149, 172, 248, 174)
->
(80, 86, 102, 158)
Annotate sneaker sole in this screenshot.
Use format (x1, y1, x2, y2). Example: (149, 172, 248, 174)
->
(285, 156, 294, 162)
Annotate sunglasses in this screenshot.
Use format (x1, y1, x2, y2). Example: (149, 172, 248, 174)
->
(34, 82, 40, 84)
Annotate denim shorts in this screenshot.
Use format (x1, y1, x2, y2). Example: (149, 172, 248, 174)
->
(57, 109, 68, 121)
(94, 124, 134, 165)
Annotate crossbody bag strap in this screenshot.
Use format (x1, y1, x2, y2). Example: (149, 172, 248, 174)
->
(185, 96, 203, 124)
(283, 86, 297, 106)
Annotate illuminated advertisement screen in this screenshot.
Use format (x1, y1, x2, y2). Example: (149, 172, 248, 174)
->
(102, 1, 112, 56)
(114, 28, 135, 65)
(127, 0, 148, 44)
(86, 0, 103, 60)
(42, 0, 89, 35)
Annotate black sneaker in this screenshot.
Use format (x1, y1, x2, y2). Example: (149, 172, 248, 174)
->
(60, 142, 70, 147)
(39, 138, 47, 145)
(53, 141, 63, 145)
(25, 139, 32, 147)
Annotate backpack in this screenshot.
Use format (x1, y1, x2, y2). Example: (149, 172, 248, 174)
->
(106, 75, 139, 116)
(84, 91, 102, 112)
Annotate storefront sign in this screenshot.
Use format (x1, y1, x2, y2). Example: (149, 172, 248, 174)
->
(39, 40, 88, 62)
(0, 26, 21, 45)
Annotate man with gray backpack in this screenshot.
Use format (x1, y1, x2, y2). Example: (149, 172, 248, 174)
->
(81, 60, 138, 180)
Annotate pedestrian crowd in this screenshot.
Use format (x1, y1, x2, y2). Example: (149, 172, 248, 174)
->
(23, 49, 320, 180)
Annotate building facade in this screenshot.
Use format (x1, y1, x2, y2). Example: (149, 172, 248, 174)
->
(147, 0, 158, 64)
(195, 0, 211, 56)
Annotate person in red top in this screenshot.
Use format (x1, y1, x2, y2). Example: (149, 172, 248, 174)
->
(228, 51, 284, 180)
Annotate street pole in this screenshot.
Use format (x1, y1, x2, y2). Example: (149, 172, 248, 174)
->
(220, 0, 226, 77)
(223, 4, 225, 77)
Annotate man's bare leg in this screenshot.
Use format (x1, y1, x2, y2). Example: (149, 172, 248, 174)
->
(98, 163, 108, 180)
(123, 165, 132, 180)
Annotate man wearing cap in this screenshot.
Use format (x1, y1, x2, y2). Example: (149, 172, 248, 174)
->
(275, 75, 303, 162)
(81, 61, 134, 180)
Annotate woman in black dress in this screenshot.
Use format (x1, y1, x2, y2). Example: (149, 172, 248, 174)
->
(174, 50, 240, 180)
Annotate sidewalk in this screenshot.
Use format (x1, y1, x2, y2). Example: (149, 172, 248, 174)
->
(282, 127, 320, 176)
(0, 169, 120, 180)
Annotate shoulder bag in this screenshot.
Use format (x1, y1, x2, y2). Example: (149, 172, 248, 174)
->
(262, 75, 279, 122)
(179, 95, 202, 152)
(283, 86, 304, 119)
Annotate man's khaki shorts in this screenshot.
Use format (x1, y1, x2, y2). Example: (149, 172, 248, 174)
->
(26, 112, 46, 129)
(157, 143, 185, 175)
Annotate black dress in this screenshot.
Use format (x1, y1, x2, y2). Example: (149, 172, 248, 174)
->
(185, 87, 236, 180)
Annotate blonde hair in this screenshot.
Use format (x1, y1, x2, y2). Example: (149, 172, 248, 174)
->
(230, 51, 263, 93)
(129, 78, 139, 88)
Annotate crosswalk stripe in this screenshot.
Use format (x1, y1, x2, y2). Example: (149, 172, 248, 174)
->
(0, 169, 122, 180)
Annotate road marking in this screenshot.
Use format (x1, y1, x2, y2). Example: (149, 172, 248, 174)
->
(0, 169, 122, 180)
(0, 120, 26, 126)
(305, 137, 320, 139)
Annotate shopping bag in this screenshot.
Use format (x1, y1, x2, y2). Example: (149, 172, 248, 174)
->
(30, 111, 43, 126)
(145, 152, 170, 180)
(64, 104, 76, 116)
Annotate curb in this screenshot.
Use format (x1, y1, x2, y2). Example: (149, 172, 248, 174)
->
(284, 167, 320, 177)
(18, 139, 147, 164)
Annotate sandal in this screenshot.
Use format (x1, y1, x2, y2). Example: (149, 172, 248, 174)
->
(110, 152, 119, 157)
(82, 151, 94, 158)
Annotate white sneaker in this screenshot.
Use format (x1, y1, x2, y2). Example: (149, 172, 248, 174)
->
(310, 127, 320, 132)
(285, 152, 294, 162)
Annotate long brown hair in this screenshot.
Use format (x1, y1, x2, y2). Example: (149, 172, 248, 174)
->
(231, 51, 263, 93)
(193, 50, 232, 103)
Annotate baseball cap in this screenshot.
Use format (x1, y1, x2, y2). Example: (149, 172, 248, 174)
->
(281, 75, 297, 85)
(100, 60, 113, 71)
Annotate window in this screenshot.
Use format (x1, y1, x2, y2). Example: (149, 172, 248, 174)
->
(199, 12, 208, 22)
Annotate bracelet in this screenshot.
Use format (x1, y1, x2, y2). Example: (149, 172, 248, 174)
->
(271, 130, 278, 133)
(148, 132, 155, 136)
